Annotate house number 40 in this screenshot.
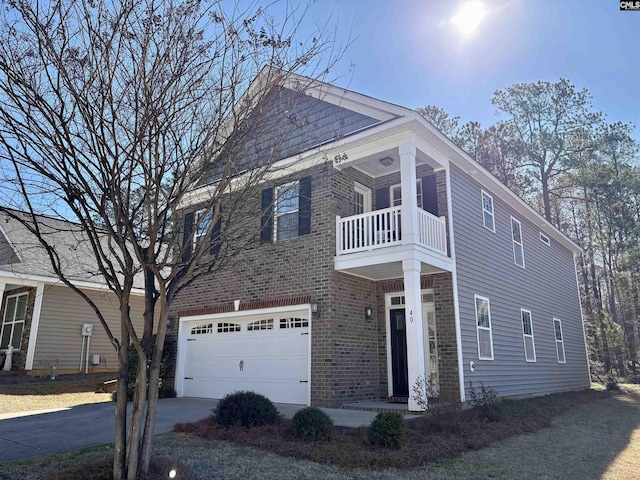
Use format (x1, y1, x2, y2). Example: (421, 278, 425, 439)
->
(409, 310, 413, 323)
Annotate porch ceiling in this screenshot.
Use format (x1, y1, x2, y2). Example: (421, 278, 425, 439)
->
(344, 148, 443, 179)
(335, 261, 447, 281)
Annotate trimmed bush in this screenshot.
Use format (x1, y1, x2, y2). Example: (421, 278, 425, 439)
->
(369, 412, 406, 448)
(159, 385, 177, 398)
(213, 391, 281, 428)
(293, 407, 333, 440)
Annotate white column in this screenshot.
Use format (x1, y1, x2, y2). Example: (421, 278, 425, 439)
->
(399, 143, 418, 246)
(25, 282, 45, 371)
(403, 258, 427, 411)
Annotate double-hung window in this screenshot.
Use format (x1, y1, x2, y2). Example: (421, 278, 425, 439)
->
(260, 176, 311, 243)
(511, 217, 525, 268)
(474, 295, 494, 360)
(274, 181, 300, 241)
(390, 181, 423, 208)
(1, 293, 27, 350)
(193, 209, 213, 247)
(521, 309, 536, 362)
(554, 318, 566, 363)
(481, 190, 495, 232)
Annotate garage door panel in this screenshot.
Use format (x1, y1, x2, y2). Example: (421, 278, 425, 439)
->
(182, 314, 309, 405)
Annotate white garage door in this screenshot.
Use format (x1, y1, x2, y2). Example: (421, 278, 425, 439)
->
(181, 310, 309, 405)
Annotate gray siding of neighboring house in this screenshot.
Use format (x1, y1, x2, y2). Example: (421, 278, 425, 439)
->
(31, 286, 146, 371)
(450, 164, 590, 398)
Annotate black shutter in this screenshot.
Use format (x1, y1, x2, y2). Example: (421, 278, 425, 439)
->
(298, 176, 312, 236)
(376, 187, 389, 210)
(182, 211, 194, 261)
(422, 174, 439, 216)
(260, 187, 274, 242)
(209, 205, 222, 257)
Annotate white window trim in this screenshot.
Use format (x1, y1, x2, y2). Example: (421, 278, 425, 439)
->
(539, 232, 550, 247)
(353, 182, 372, 214)
(474, 294, 494, 361)
(511, 216, 525, 268)
(1, 292, 28, 351)
(193, 209, 211, 248)
(481, 190, 495, 233)
(521, 309, 536, 363)
(554, 318, 566, 364)
(273, 181, 300, 242)
(390, 180, 423, 208)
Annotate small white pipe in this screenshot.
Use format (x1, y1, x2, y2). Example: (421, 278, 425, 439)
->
(85, 336, 91, 374)
(79, 337, 85, 370)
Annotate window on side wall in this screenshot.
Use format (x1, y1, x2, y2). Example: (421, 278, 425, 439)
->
(521, 309, 536, 362)
(474, 295, 494, 360)
(511, 217, 525, 268)
(553, 318, 566, 363)
(0, 293, 28, 350)
(481, 190, 495, 232)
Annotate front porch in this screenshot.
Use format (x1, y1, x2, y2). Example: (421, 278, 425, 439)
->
(330, 140, 459, 411)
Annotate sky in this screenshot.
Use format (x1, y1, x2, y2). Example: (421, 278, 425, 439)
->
(285, 0, 639, 132)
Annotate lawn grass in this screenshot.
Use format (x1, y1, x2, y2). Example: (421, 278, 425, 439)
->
(0, 373, 115, 415)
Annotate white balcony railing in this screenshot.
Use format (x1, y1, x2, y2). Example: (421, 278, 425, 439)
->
(336, 207, 447, 256)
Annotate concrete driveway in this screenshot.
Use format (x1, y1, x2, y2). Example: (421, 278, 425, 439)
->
(0, 398, 390, 463)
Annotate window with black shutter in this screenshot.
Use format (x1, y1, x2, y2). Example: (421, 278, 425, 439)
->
(261, 176, 312, 242)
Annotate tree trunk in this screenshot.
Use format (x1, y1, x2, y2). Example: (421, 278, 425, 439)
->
(540, 168, 552, 224)
(126, 347, 148, 479)
(139, 301, 170, 474)
(113, 314, 130, 480)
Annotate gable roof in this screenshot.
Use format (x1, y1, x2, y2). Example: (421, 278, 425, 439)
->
(197, 84, 385, 187)
(0, 209, 144, 290)
(190, 69, 580, 253)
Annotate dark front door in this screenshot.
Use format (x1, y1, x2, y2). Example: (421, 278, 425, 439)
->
(390, 308, 409, 396)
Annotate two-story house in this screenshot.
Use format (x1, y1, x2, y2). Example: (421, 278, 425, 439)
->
(167, 71, 590, 411)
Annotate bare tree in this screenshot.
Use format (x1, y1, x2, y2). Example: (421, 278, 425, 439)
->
(0, 0, 340, 477)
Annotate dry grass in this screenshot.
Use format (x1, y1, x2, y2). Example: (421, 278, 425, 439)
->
(0, 373, 115, 415)
(2, 386, 639, 480)
(174, 388, 611, 470)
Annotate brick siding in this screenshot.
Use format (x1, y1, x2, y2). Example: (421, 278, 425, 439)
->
(168, 162, 460, 406)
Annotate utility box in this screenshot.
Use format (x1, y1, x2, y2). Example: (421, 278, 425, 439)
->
(81, 323, 93, 337)
(91, 354, 101, 365)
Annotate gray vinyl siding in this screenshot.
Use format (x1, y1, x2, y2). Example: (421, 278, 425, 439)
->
(450, 164, 590, 398)
(31, 286, 146, 371)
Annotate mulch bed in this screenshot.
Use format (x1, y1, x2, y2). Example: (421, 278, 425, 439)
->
(174, 389, 612, 470)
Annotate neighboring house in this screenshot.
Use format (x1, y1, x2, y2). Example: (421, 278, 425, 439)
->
(0, 210, 145, 374)
(168, 72, 590, 410)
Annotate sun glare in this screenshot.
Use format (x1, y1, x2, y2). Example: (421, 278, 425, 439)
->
(452, 1, 487, 37)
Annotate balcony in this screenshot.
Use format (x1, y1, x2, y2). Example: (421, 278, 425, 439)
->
(335, 207, 452, 280)
(336, 206, 447, 256)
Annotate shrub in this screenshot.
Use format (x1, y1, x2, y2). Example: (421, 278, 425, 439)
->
(411, 374, 440, 412)
(369, 412, 406, 448)
(159, 385, 177, 398)
(213, 391, 281, 428)
(292, 407, 333, 440)
(468, 381, 501, 422)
